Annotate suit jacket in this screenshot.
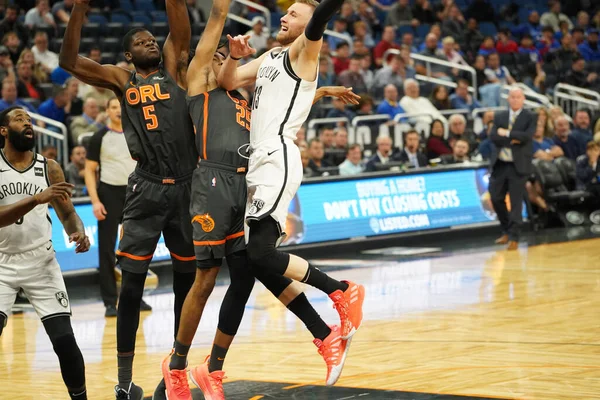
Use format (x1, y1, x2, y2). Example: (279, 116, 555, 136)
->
(392, 148, 428, 167)
(490, 109, 536, 175)
(575, 155, 600, 189)
(365, 154, 387, 172)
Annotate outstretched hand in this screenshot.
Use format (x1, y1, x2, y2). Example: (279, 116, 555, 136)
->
(326, 87, 361, 105)
(69, 232, 90, 253)
(227, 34, 257, 59)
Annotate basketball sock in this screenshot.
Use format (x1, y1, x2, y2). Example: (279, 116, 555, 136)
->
(117, 354, 134, 389)
(287, 293, 331, 341)
(301, 265, 349, 295)
(69, 389, 87, 399)
(208, 344, 229, 372)
(169, 340, 190, 370)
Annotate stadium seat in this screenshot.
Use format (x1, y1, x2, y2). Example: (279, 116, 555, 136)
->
(106, 22, 127, 38)
(23, 98, 40, 109)
(50, 38, 63, 53)
(119, 0, 134, 12)
(151, 22, 169, 37)
(155, 36, 166, 49)
(100, 38, 121, 54)
(57, 24, 67, 39)
(479, 22, 497, 37)
(101, 52, 116, 64)
(396, 25, 413, 38)
(150, 11, 168, 23)
(110, 13, 131, 25)
(129, 22, 146, 31)
(88, 13, 108, 25)
(415, 24, 430, 40)
(131, 11, 153, 26)
(79, 38, 97, 54)
(82, 23, 102, 39)
(534, 159, 590, 206)
(554, 157, 579, 191)
(38, 83, 54, 100)
(135, 0, 156, 12)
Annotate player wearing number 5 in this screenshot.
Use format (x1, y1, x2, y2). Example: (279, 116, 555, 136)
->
(60, 0, 198, 398)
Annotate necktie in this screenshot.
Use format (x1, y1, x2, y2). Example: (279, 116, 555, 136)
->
(498, 112, 516, 162)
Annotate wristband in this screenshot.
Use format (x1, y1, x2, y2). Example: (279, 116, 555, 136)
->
(230, 55, 242, 61)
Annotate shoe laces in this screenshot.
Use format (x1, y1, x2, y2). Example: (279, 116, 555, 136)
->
(114, 385, 131, 399)
(332, 295, 349, 326)
(168, 369, 190, 397)
(209, 371, 226, 393)
(317, 337, 341, 364)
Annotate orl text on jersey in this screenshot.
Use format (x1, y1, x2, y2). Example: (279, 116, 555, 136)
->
(0, 181, 44, 200)
(125, 83, 171, 130)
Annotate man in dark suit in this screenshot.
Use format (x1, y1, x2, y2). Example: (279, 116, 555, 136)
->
(392, 129, 428, 168)
(365, 135, 393, 171)
(489, 87, 536, 250)
(576, 141, 600, 197)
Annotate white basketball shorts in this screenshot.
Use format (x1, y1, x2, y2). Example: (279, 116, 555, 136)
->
(0, 242, 71, 325)
(245, 137, 303, 241)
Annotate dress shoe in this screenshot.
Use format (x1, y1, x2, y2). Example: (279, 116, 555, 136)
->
(507, 241, 518, 250)
(495, 234, 509, 245)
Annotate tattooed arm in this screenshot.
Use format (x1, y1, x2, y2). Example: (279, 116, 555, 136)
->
(47, 159, 90, 253)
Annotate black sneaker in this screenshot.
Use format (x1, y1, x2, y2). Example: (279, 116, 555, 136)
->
(151, 379, 166, 400)
(105, 305, 117, 318)
(115, 382, 144, 400)
(140, 299, 152, 311)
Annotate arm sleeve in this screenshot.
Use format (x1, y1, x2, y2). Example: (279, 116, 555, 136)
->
(305, 0, 345, 41)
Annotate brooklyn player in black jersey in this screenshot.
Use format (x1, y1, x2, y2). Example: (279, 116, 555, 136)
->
(155, 0, 359, 397)
(59, 0, 197, 398)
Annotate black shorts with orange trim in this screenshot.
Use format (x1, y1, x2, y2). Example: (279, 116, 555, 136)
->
(117, 168, 196, 274)
(190, 161, 247, 265)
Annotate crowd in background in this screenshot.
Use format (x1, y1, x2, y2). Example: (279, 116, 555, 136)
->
(0, 0, 599, 201)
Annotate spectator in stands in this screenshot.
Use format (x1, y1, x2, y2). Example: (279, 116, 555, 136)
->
(356, 2, 380, 34)
(576, 11, 590, 31)
(334, 127, 349, 150)
(416, 34, 450, 80)
(441, 138, 471, 164)
(478, 36, 496, 57)
(400, 79, 447, 124)
(400, 44, 415, 69)
(24, 0, 57, 30)
(333, 42, 351, 75)
(465, 0, 494, 23)
(430, 85, 451, 111)
(518, 34, 541, 62)
(515, 10, 542, 40)
(327, 97, 356, 122)
(365, 135, 393, 172)
(401, 32, 417, 53)
(76, 47, 102, 98)
(483, 53, 516, 104)
(376, 84, 405, 119)
(450, 79, 481, 111)
(564, 55, 599, 90)
(19, 48, 49, 84)
(339, 3, 359, 34)
(373, 26, 400, 67)
(477, 111, 495, 160)
(187, 0, 203, 24)
(392, 129, 428, 168)
(386, 0, 418, 28)
(70, 98, 106, 144)
(337, 55, 368, 95)
(434, 0, 453, 22)
(448, 114, 477, 154)
(464, 18, 485, 56)
(41, 144, 57, 161)
(572, 109, 594, 148)
(572, 27, 586, 47)
(426, 119, 451, 159)
(0, 47, 16, 83)
(496, 29, 518, 54)
(356, 94, 375, 117)
(541, 0, 572, 33)
(578, 29, 600, 62)
(372, 54, 414, 96)
(37, 84, 69, 127)
(317, 57, 335, 88)
(308, 138, 331, 170)
(412, 0, 436, 25)
(553, 115, 585, 160)
(31, 31, 59, 73)
(318, 127, 335, 149)
(442, 5, 465, 45)
(536, 107, 554, 138)
(52, 0, 74, 24)
(360, 53, 375, 92)
(353, 21, 375, 49)
(0, 80, 37, 113)
(3, 32, 23, 65)
(328, 19, 353, 51)
(301, 149, 315, 178)
(440, 36, 467, 66)
(537, 26, 560, 57)
(0, 5, 29, 46)
(296, 126, 306, 145)
(64, 77, 83, 117)
(246, 17, 269, 54)
(16, 61, 44, 101)
(576, 141, 600, 195)
(546, 33, 579, 66)
(339, 144, 365, 176)
(65, 145, 86, 194)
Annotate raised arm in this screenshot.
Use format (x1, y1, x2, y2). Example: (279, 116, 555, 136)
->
(217, 36, 268, 90)
(163, 0, 191, 88)
(289, 0, 345, 80)
(47, 159, 90, 253)
(312, 86, 360, 105)
(188, 0, 232, 96)
(59, 0, 129, 97)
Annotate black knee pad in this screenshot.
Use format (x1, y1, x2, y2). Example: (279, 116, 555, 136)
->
(43, 316, 85, 390)
(254, 268, 294, 298)
(246, 219, 289, 275)
(197, 258, 223, 269)
(217, 251, 255, 336)
(226, 250, 255, 297)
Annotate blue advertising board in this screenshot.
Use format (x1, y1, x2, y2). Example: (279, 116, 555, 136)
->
(52, 167, 511, 271)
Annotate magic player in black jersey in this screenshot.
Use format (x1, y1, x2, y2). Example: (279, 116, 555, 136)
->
(154, 0, 359, 396)
(59, 0, 197, 398)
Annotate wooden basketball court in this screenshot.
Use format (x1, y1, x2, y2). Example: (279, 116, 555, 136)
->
(1, 238, 599, 399)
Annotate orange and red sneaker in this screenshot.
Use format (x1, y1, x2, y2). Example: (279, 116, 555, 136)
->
(161, 352, 192, 400)
(329, 280, 365, 339)
(314, 325, 350, 386)
(189, 356, 226, 400)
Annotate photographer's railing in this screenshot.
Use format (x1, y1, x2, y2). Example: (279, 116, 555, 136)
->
(307, 117, 351, 141)
(30, 112, 69, 171)
(553, 83, 600, 117)
(351, 114, 390, 150)
(229, 0, 272, 33)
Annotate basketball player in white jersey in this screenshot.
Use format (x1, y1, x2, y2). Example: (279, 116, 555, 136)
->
(218, 0, 365, 383)
(0, 106, 90, 400)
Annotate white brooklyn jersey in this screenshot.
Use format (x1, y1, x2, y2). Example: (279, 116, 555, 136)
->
(0, 151, 51, 254)
(250, 48, 317, 147)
